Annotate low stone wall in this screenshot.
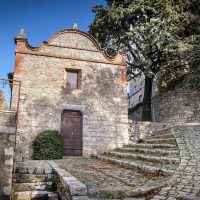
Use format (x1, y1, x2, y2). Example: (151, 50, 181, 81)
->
(49, 161, 89, 200)
(0, 111, 16, 199)
(128, 121, 176, 142)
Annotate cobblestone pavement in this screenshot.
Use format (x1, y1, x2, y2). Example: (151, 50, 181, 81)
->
(152, 124, 200, 200)
(55, 157, 168, 199)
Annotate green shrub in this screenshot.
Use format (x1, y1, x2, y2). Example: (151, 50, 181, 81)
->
(33, 130, 63, 160)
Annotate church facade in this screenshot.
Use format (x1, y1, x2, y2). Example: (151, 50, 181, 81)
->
(13, 28, 128, 160)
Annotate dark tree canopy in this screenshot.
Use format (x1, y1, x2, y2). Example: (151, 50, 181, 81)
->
(89, 0, 200, 121)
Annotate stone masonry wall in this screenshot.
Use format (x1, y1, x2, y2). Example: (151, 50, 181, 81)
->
(13, 29, 128, 160)
(128, 120, 176, 142)
(0, 111, 16, 199)
(152, 85, 200, 123)
(129, 85, 200, 123)
(0, 90, 7, 110)
(128, 103, 143, 121)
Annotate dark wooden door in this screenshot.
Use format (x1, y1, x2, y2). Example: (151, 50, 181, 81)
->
(61, 110, 83, 156)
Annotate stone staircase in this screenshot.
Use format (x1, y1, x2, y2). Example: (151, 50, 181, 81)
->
(12, 161, 59, 200)
(97, 129, 180, 177)
(11, 129, 181, 200)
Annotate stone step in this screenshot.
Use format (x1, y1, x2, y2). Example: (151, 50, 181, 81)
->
(151, 129, 171, 136)
(115, 147, 179, 156)
(13, 190, 58, 200)
(106, 151, 180, 165)
(145, 134, 174, 139)
(13, 173, 53, 183)
(143, 138, 175, 144)
(125, 143, 177, 149)
(90, 198, 145, 200)
(97, 155, 174, 176)
(14, 161, 53, 175)
(12, 182, 55, 192)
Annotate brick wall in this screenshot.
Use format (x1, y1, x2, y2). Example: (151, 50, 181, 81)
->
(0, 112, 16, 199)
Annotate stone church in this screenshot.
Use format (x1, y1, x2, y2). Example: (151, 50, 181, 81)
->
(13, 26, 129, 160)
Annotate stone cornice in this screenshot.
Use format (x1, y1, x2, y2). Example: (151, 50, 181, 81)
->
(15, 50, 125, 66)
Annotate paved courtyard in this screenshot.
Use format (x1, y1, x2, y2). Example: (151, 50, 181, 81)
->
(11, 124, 200, 200)
(56, 157, 168, 199)
(55, 124, 200, 200)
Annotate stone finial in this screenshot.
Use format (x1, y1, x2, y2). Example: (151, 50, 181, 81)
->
(72, 22, 78, 30)
(17, 28, 26, 39)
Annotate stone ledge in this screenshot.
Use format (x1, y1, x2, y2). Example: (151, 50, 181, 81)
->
(48, 161, 89, 200)
(15, 162, 53, 175)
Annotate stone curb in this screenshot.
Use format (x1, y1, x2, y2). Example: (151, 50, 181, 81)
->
(48, 161, 89, 200)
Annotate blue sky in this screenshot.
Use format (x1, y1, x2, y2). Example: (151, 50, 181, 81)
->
(0, 0, 105, 78)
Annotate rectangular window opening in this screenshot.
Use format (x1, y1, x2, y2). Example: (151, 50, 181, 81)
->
(65, 69, 81, 90)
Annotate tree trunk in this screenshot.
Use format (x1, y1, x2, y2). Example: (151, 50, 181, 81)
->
(142, 76, 153, 121)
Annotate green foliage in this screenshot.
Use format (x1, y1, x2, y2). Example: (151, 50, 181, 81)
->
(90, 0, 194, 79)
(33, 130, 63, 160)
(89, 0, 199, 121)
(157, 68, 187, 93)
(184, 73, 200, 88)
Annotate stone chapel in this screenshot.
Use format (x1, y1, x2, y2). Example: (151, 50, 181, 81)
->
(13, 26, 128, 160)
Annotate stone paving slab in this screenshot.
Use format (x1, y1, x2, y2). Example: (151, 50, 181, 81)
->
(55, 157, 168, 199)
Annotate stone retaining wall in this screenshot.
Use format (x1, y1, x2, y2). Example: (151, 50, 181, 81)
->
(128, 103, 143, 121)
(129, 85, 200, 123)
(128, 121, 176, 142)
(0, 111, 16, 199)
(152, 86, 200, 123)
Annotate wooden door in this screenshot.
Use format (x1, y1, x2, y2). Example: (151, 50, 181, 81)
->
(61, 110, 82, 156)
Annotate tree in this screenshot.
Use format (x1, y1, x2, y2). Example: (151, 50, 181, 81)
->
(157, 0, 200, 92)
(89, 0, 195, 121)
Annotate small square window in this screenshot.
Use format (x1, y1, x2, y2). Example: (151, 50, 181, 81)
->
(67, 71, 78, 89)
(65, 69, 81, 90)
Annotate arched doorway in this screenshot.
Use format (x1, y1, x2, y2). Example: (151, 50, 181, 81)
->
(61, 110, 83, 156)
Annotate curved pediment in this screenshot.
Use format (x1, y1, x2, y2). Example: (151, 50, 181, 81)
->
(15, 29, 125, 64)
(48, 29, 101, 51)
